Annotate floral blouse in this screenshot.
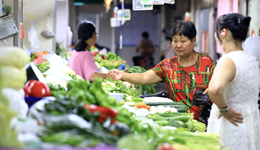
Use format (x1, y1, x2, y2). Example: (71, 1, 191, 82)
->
(151, 53, 215, 120)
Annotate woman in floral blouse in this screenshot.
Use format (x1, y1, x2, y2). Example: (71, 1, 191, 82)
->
(108, 21, 215, 122)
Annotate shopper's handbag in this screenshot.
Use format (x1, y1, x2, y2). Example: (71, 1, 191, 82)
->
(192, 90, 211, 125)
(192, 90, 210, 105)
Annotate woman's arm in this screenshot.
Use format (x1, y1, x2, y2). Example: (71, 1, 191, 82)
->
(108, 70, 162, 85)
(89, 72, 107, 81)
(208, 57, 243, 126)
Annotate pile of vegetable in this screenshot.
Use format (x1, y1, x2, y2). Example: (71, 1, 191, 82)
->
(94, 52, 128, 70)
(34, 78, 135, 147)
(0, 47, 30, 148)
(50, 78, 123, 108)
(35, 53, 83, 88)
(149, 112, 206, 132)
(115, 110, 221, 150)
(37, 97, 128, 147)
(126, 66, 156, 95)
(102, 78, 139, 101)
(30, 76, 222, 150)
(0, 66, 23, 148)
(56, 41, 70, 59)
(36, 60, 50, 73)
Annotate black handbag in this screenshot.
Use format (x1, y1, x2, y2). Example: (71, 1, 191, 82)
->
(192, 90, 212, 125)
(192, 90, 210, 106)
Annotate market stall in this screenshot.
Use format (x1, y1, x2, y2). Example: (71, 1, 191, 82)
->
(0, 46, 223, 150)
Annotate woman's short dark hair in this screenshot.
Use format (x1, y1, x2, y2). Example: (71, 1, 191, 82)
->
(75, 20, 96, 52)
(171, 21, 197, 41)
(216, 13, 251, 42)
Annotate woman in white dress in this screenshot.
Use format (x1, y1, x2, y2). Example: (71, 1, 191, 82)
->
(207, 13, 260, 150)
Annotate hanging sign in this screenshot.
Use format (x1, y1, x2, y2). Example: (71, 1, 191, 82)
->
(110, 18, 120, 27)
(133, 0, 153, 11)
(117, 9, 131, 21)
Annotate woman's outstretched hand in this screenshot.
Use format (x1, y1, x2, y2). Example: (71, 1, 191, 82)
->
(108, 69, 124, 81)
(218, 107, 243, 127)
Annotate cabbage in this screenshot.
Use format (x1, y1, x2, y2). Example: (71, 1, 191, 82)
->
(0, 47, 30, 68)
(0, 66, 23, 148)
(1, 67, 26, 89)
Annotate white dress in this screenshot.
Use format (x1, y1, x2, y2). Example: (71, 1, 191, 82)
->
(207, 51, 260, 150)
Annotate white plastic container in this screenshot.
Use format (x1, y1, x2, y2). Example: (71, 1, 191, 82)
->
(109, 93, 124, 102)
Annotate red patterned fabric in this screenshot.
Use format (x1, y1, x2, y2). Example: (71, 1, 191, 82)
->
(151, 53, 215, 120)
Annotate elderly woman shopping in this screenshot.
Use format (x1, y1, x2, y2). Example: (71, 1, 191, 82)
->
(108, 21, 215, 122)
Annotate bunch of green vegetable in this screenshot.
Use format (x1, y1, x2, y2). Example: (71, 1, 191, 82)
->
(50, 78, 123, 108)
(149, 112, 194, 127)
(184, 119, 207, 132)
(95, 54, 121, 70)
(149, 112, 206, 132)
(116, 110, 221, 150)
(103, 78, 139, 100)
(126, 66, 157, 95)
(56, 42, 69, 59)
(36, 60, 50, 73)
(94, 52, 129, 70)
(3, 5, 12, 14)
(104, 52, 125, 61)
(38, 96, 120, 147)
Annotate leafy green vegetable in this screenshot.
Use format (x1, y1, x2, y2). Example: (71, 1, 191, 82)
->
(50, 78, 123, 108)
(40, 132, 85, 146)
(67, 73, 78, 80)
(3, 5, 12, 14)
(103, 78, 139, 99)
(39, 120, 119, 147)
(126, 66, 157, 95)
(36, 60, 50, 73)
(56, 42, 69, 59)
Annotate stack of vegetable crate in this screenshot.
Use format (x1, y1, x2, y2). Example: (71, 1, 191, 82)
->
(143, 97, 188, 113)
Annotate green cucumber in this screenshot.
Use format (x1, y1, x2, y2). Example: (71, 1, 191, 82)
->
(153, 120, 169, 126)
(168, 116, 192, 123)
(176, 108, 188, 112)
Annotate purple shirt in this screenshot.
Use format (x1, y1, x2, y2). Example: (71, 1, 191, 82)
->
(69, 50, 99, 80)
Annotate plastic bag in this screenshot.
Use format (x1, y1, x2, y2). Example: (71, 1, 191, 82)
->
(43, 53, 68, 68)
(2, 88, 28, 119)
(42, 54, 72, 85)
(41, 15, 55, 38)
(28, 18, 40, 50)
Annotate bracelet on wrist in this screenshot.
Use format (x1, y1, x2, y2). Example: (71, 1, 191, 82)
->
(219, 105, 229, 113)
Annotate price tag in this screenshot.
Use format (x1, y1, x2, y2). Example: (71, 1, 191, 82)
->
(133, 0, 153, 11)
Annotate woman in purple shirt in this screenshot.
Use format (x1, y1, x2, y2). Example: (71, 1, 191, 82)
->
(69, 21, 107, 81)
